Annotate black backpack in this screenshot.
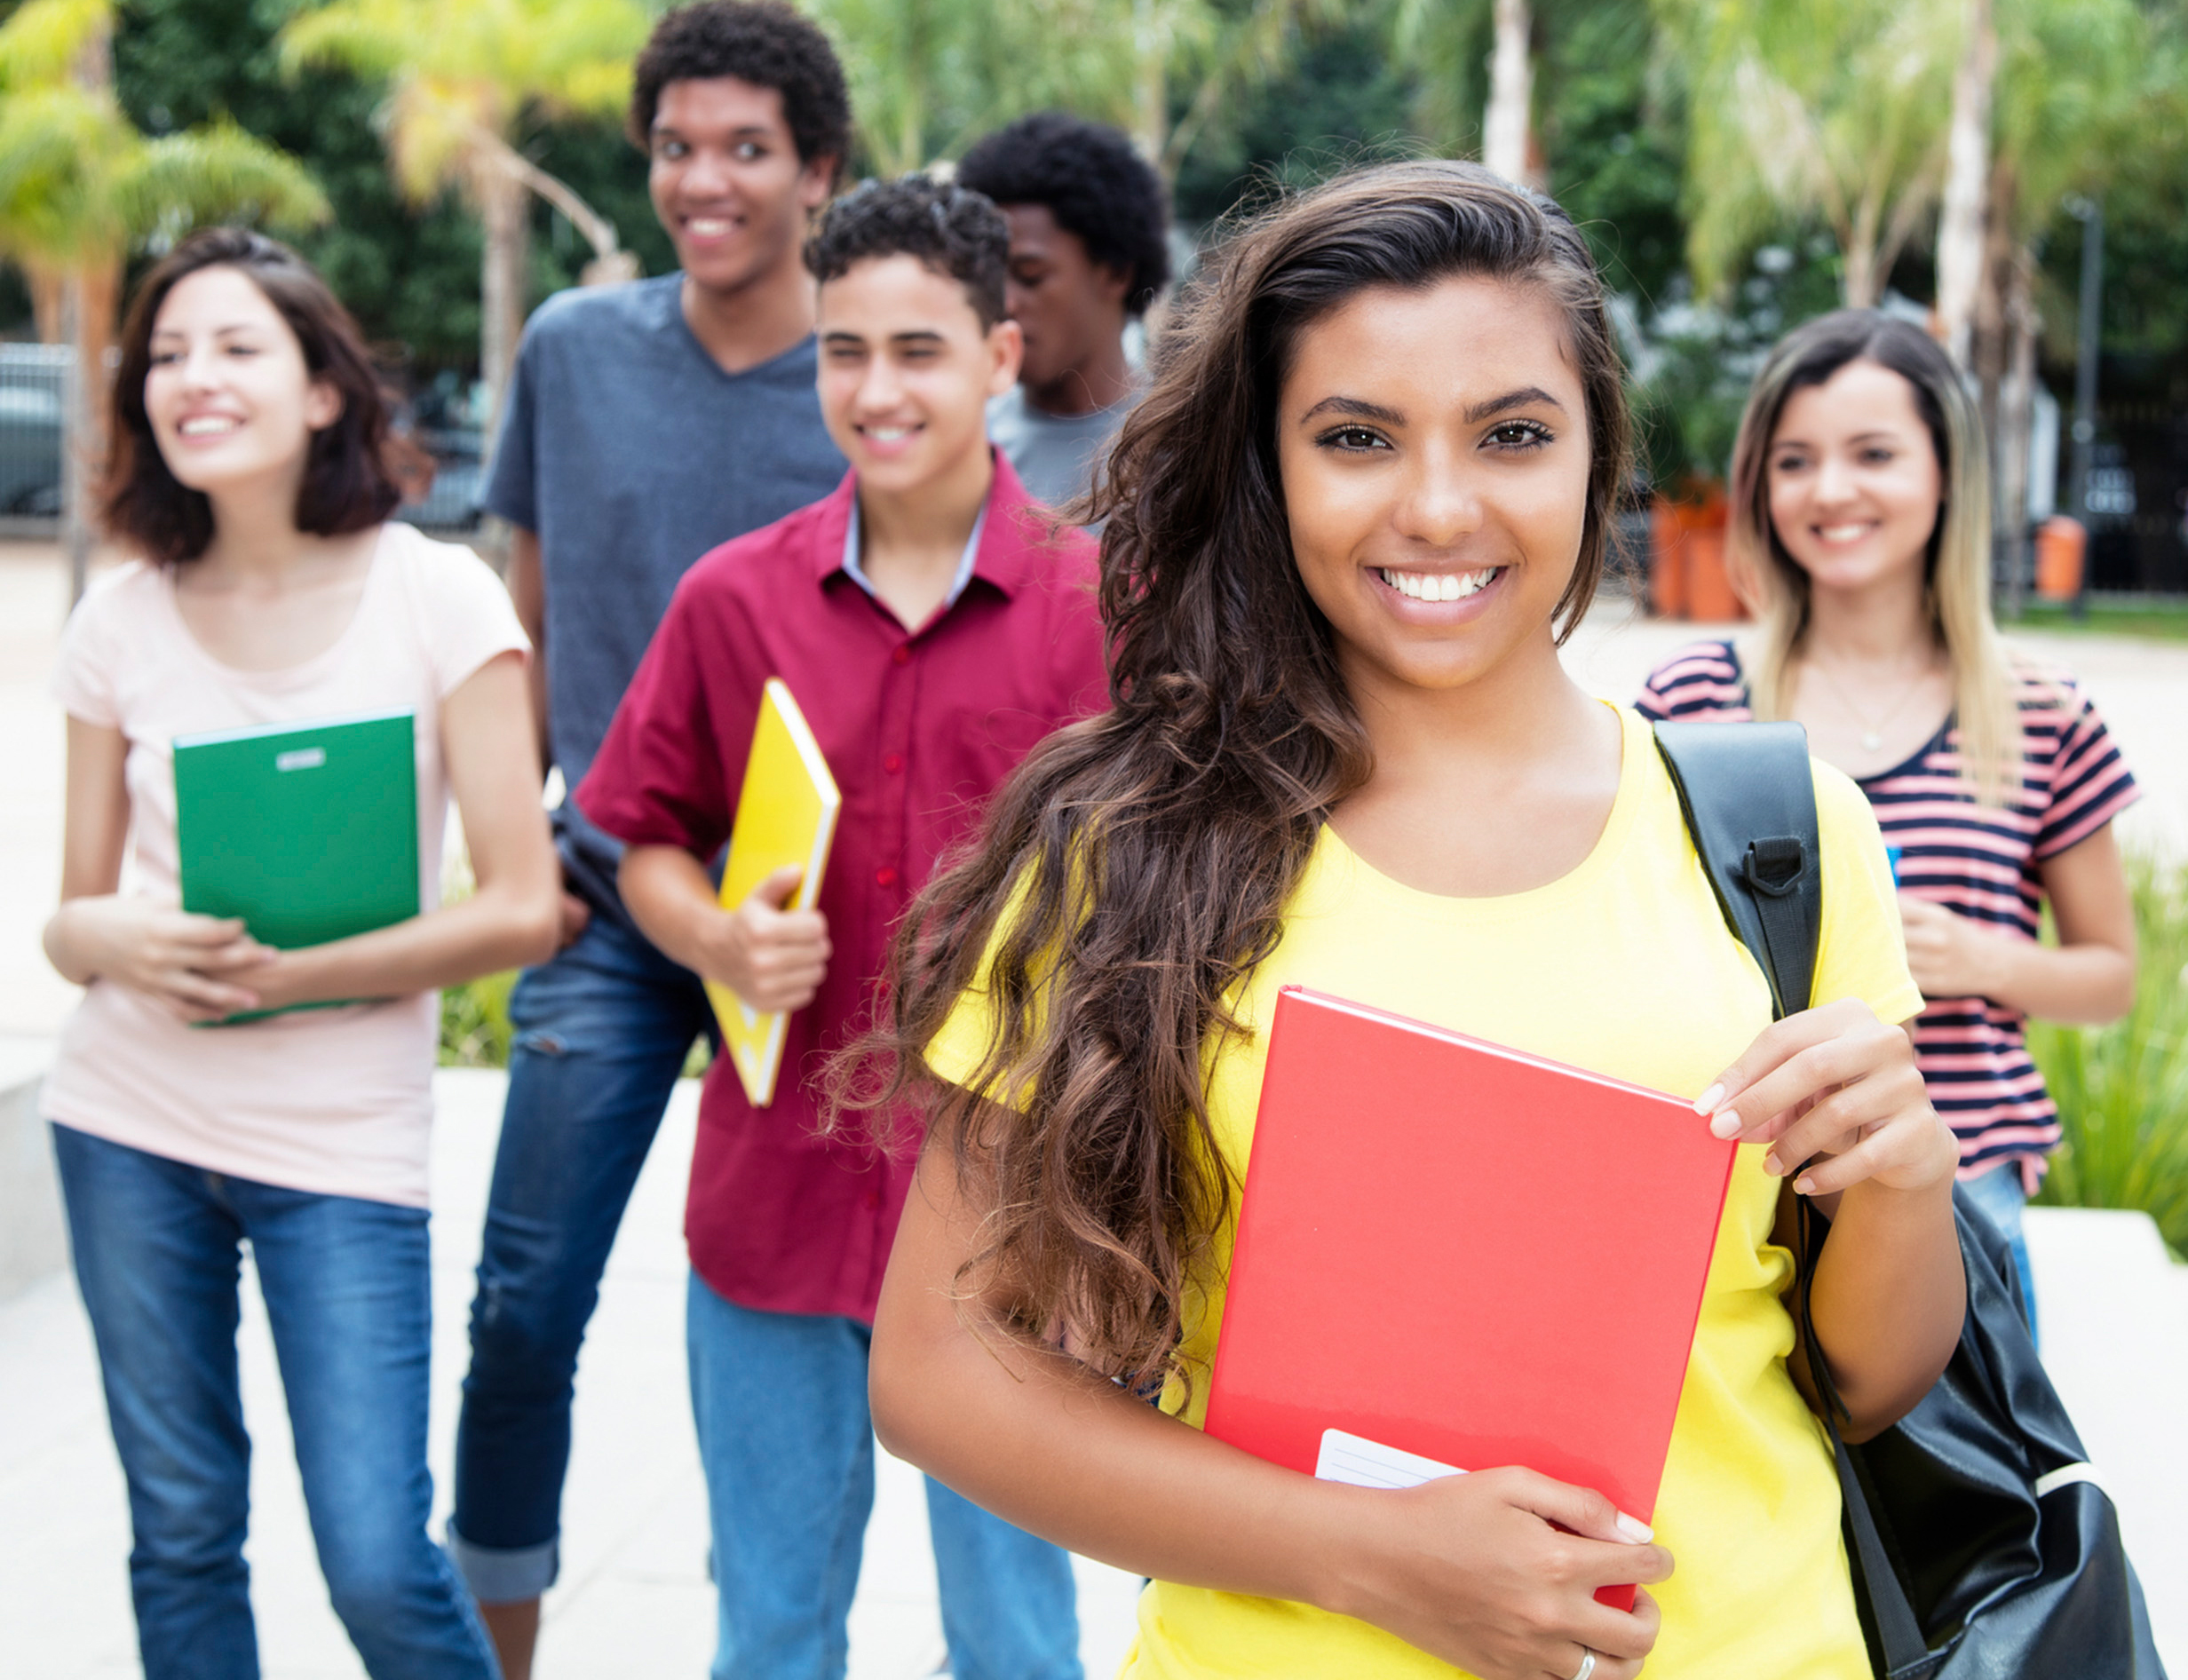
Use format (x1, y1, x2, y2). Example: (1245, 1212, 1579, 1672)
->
(1652, 719, 2166, 1680)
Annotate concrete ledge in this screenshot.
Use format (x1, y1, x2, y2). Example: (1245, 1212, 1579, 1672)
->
(0, 1035, 62, 1302)
(2024, 1205, 2188, 1669)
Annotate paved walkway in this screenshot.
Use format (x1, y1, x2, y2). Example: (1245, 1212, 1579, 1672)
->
(1, 1074, 1144, 1679)
(3, 541, 2184, 1675)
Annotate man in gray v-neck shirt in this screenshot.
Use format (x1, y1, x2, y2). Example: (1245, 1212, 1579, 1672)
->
(449, 9, 847, 1676)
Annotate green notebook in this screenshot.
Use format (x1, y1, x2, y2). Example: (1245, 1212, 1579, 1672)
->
(174, 711, 420, 1016)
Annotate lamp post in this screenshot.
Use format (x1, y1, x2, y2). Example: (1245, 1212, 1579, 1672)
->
(2065, 194, 2103, 622)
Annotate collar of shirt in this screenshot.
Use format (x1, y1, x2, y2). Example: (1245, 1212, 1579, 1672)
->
(806, 452, 1059, 608)
(840, 496, 986, 611)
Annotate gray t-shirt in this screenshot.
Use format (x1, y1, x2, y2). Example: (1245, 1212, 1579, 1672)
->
(485, 275, 845, 887)
(986, 384, 1138, 510)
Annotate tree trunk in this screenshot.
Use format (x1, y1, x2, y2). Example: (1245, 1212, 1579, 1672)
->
(1842, 197, 1882, 308)
(1994, 243, 2040, 612)
(1935, 0, 1995, 364)
(1484, 0, 1538, 189)
(478, 165, 528, 434)
(60, 259, 119, 605)
(1133, 0, 1169, 173)
(496, 144, 637, 287)
(28, 267, 65, 345)
(60, 20, 117, 602)
(1969, 157, 2012, 489)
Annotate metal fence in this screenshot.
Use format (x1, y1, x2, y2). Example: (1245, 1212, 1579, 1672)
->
(0, 341, 485, 538)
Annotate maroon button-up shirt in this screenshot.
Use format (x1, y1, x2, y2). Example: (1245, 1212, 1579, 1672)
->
(576, 457, 1107, 1320)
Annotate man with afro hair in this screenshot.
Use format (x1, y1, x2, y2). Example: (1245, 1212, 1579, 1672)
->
(955, 110, 1171, 508)
(452, 7, 852, 1676)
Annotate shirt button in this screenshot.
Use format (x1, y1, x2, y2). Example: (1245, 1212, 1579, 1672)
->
(892, 645, 911, 666)
(876, 866, 898, 887)
(883, 753, 903, 774)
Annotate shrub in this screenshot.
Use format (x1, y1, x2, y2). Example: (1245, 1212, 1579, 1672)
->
(436, 965, 713, 1076)
(2029, 856, 2188, 1252)
(440, 969, 518, 1067)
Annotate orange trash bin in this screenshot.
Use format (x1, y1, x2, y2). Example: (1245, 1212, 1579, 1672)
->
(2033, 517, 2087, 601)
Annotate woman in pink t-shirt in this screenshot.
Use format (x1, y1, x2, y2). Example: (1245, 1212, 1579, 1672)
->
(40, 228, 559, 1680)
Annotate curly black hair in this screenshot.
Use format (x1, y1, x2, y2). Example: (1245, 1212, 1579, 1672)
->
(955, 112, 1172, 316)
(805, 175, 1011, 329)
(629, 2, 851, 186)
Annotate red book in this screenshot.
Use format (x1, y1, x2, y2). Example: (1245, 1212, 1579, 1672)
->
(1202, 987, 1737, 1612)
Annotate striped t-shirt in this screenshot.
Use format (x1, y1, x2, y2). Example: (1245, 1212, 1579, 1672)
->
(1637, 639, 2139, 1186)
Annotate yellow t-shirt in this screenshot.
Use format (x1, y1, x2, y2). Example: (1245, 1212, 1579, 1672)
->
(929, 703, 1923, 1679)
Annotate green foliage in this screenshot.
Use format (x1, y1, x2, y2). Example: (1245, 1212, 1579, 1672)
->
(796, 0, 1346, 182)
(1538, 0, 1685, 305)
(1625, 232, 1843, 490)
(1658, 0, 1956, 305)
(438, 964, 711, 1078)
(0, 1, 327, 274)
(440, 967, 518, 1066)
(2002, 599, 2188, 642)
(275, 0, 649, 200)
(1169, 3, 1418, 230)
(2031, 859, 2188, 1253)
(100, 0, 670, 376)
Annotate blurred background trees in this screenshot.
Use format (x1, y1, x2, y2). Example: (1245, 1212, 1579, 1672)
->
(0, 0, 325, 589)
(2, 0, 2185, 588)
(276, 0, 654, 424)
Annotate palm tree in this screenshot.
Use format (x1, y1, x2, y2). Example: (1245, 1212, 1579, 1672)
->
(1661, 0, 1959, 307)
(1390, 0, 1551, 190)
(278, 0, 654, 425)
(0, 0, 329, 597)
(1934, 0, 1996, 364)
(1970, 0, 2160, 605)
(805, 0, 1342, 186)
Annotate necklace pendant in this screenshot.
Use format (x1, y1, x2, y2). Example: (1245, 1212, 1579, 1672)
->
(1861, 731, 1883, 752)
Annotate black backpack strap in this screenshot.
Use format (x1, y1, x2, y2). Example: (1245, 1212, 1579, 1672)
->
(1652, 720, 1822, 1020)
(1655, 719, 1939, 1676)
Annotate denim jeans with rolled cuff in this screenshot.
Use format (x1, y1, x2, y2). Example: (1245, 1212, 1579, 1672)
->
(447, 905, 711, 1601)
(52, 1122, 498, 1680)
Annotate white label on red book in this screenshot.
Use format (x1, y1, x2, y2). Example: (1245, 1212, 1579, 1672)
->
(1315, 1429, 1468, 1490)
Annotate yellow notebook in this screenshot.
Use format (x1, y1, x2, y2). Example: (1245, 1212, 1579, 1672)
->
(710, 678, 843, 1107)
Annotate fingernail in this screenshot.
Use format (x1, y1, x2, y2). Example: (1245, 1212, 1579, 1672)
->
(1708, 1109, 1741, 1139)
(1615, 1512, 1653, 1543)
(1763, 1152, 1784, 1176)
(1692, 1083, 1724, 1116)
(1794, 1176, 1818, 1195)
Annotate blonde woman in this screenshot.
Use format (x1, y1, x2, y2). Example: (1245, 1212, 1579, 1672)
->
(1637, 309, 2139, 1331)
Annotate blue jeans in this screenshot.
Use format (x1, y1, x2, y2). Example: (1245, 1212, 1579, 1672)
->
(449, 908, 711, 1600)
(1962, 1161, 2040, 1345)
(687, 1275, 1082, 1680)
(51, 1123, 497, 1680)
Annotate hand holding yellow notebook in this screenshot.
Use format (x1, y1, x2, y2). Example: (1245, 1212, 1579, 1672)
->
(710, 678, 842, 1106)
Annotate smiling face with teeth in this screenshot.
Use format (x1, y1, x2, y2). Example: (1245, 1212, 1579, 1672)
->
(1764, 359, 1946, 600)
(648, 77, 835, 302)
(816, 252, 1021, 505)
(1275, 273, 1594, 706)
(143, 264, 342, 501)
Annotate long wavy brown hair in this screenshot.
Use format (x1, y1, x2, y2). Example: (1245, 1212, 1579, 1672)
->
(834, 160, 1632, 1392)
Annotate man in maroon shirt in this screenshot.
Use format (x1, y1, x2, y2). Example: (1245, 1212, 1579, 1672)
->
(576, 176, 1104, 1678)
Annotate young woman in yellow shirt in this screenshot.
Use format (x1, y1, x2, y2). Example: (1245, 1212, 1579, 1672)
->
(842, 162, 1965, 1680)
